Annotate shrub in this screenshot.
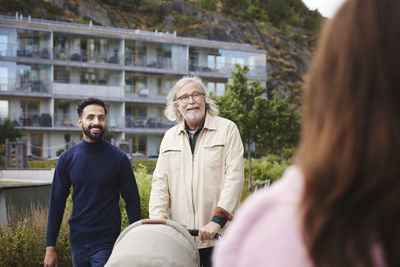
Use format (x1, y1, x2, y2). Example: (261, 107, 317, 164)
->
(132, 159, 156, 174)
(56, 149, 64, 156)
(244, 155, 289, 183)
(28, 160, 57, 169)
(120, 163, 152, 229)
(0, 205, 71, 266)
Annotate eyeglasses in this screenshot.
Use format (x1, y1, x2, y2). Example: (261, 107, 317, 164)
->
(176, 92, 205, 104)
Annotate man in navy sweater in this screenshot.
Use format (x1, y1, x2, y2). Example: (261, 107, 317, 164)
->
(44, 98, 141, 267)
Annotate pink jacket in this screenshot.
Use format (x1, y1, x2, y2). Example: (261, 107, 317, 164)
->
(212, 166, 313, 267)
(213, 166, 386, 267)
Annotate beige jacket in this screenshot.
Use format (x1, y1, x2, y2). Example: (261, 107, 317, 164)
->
(149, 114, 244, 248)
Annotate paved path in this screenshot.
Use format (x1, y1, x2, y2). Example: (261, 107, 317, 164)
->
(0, 169, 54, 184)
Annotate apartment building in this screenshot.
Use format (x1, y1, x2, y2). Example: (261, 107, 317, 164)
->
(0, 14, 267, 158)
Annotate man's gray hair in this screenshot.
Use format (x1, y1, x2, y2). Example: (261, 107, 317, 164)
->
(165, 76, 219, 122)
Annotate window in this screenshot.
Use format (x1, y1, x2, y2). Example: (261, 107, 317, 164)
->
(207, 54, 225, 71)
(55, 37, 70, 57)
(157, 48, 172, 68)
(0, 35, 7, 56)
(125, 75, 146, 94)
(0, 67, 8, 91)
(189, 52, 198, 70)
(98, 72, 107, 85)
(80, 72, 96, 84)
(21, 100, 40, 119)
(125, 46, 135, 65)
(125, 105, 147, 128)
(129, 135, 147, 154)
(232, 57, 245, 67)
(87, 39, 108, 61)
(136, 46, 146, 66)
(55, 102, 70, 122)
(0, 100, 9, 119)
(55, 69, 70, 83)
(31, 133, 43, 158)
(158, 78, 172, 95)
(125, 45, 147, 66)
(207, 82, 226, 97)
(19, 35, 40, 57)
(20, 100, 40, 126)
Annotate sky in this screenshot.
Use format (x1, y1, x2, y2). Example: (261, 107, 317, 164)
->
(302, 0, 347, 18)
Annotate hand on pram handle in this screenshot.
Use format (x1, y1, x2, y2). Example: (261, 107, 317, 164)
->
(140, 219, 221, 240)
(187, 229, 221, 240)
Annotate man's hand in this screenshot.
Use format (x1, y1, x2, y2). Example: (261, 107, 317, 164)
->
(44, 246, 58, 267)
(199, 221, 221, 241)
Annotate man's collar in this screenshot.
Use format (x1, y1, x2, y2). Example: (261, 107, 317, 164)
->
(184, 118, 205, 133)
(177, 113, 217, 134)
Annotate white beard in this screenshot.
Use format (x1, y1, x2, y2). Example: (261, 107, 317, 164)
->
(183, 104, 205, 123)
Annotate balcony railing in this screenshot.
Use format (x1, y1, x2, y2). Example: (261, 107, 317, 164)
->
(0, 42, 52, 59)
(0, 79, 51, 94)
(189, 62, 267, 78)
(54, 48, 120, 64)
(11, 113, 53, 127)
(125, 54, 172, 69)
(125, 117, 175, 129)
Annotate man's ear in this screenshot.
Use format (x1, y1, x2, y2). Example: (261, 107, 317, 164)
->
(77, 117, 82, 129)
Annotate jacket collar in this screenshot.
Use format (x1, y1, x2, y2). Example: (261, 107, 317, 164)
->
(176, 112, 217, 135)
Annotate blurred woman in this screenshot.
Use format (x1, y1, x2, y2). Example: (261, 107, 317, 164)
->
(212, 0, 400, 266)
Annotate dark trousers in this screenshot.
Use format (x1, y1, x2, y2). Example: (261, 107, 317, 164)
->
(199, 247, 214, 267)
(70, 240, 113, 267)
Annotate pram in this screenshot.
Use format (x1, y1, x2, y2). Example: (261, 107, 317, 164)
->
(105, 219, 201, 267)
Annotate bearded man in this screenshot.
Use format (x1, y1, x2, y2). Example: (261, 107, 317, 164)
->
(44, 98, 141, 267)
(149, 76, 244, 267)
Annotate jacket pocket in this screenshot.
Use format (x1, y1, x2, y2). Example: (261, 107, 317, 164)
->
(163, 149, 182, 177)
(203, 144, 224, 169)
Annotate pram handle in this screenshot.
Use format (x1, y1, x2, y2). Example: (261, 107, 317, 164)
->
(188, 229, 221, 240)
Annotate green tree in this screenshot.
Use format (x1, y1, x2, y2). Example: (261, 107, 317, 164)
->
(253, 95, 301, 156)
(214, 65, 265, 192)
(215, 65, 301, 191)
(0, 119, 22, 144)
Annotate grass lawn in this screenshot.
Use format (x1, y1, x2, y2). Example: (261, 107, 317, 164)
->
(0, 181, 28, 185)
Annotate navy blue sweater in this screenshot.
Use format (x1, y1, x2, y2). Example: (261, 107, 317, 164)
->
(46, 138, 141, 246)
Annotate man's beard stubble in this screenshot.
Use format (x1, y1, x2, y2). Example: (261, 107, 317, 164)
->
(83, 125, 105, 141)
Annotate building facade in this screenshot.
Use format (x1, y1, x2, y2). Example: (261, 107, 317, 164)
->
(0, 14, 267, 158)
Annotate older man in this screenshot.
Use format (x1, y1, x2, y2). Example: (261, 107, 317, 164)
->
(149, 76, 244, 267)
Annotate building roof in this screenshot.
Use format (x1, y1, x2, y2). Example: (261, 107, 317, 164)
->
(0, 14, 266, 54)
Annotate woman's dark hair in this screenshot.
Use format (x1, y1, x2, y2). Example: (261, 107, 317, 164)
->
(296, 0, 400, 266)
(77, 98, 107, 118)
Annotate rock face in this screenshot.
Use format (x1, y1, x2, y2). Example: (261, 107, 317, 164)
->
(54, 0, 65, 9)
(78, 0, 113, 26)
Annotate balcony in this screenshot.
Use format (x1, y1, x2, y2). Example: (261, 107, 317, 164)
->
(12, 113, 53, 128)
(53, 114, 124, 130)
(125, 116, 175, 129)
(0, 79, 51, 95)
(54, 48, 121, 65)
(53, 83, 123, 100)
(189, 62, 267, 79)
(0, 42, 52, 60)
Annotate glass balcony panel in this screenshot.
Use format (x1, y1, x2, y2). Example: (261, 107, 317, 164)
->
(54, 112, 77, 128)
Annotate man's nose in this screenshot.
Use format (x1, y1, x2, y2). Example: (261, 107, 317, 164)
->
(188, 95, 195, 103)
